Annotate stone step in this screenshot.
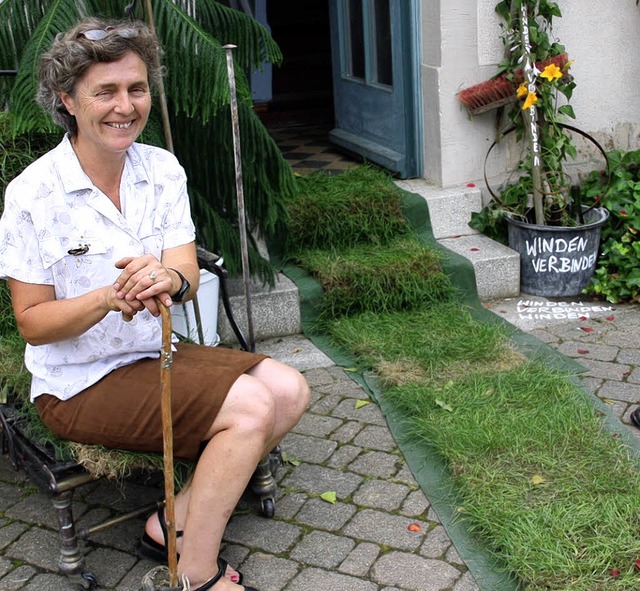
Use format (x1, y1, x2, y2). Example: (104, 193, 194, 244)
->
(438, 233, 520, 301)
(394, 179, 483, 240)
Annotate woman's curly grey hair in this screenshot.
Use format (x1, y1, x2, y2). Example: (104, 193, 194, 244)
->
(37, 17, 164, 135)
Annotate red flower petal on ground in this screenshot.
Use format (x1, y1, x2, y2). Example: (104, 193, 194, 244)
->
(577, 349, 589, 354)
(408, 523, 422, 532)
(624, 370, 632, 377)
(579, 316, 588, 321)
(620, 210, 628, 216)
(606, 315, 615, 321)
(580, 327, 595, 332)
(613, 433, 620, 439)
(470, 248, 480, 251)
(466, 183, 476, 187)
(611, 568, 620, 577)
(635, 559, 640, 570)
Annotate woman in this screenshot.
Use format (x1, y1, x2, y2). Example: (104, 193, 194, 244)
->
(0, 17, 310, 591)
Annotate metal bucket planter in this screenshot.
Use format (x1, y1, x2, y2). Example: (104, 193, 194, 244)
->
(506, 206, 609, 297)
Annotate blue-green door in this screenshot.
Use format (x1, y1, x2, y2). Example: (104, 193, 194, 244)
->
(329, 0, 421, 179)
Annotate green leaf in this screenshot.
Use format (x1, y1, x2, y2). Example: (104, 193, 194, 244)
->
(320, 491, 337, 504)
(435, 399, 454, 412)
(355, 399, 371, 409)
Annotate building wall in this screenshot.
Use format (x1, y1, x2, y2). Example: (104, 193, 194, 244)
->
(422, 0, 640, 189)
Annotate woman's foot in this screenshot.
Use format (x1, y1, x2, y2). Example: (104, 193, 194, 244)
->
(140, 561, 259, 591)
(141, 508, 242, 583)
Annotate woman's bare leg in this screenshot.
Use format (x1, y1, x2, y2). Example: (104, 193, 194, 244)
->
(144, 360, 310, 588)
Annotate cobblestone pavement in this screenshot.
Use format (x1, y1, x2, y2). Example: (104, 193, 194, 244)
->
(2, 298, 639, 591)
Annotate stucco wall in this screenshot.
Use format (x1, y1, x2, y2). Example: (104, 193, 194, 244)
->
(423, 0, 640, 188)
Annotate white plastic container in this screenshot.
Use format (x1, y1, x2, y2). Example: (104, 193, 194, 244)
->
(171, 268, 220, 346)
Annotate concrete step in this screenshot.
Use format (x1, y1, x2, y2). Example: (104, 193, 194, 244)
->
(394, 179, 521, 301)
(394, 179, 483, 240)
(217, 272, 301, 345)
(438, 233, 520, 301)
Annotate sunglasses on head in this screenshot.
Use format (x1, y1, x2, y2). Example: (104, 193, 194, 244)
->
(77, 26, 138, 41)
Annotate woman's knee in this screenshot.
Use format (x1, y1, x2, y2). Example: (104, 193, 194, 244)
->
(250, 360, 310, 418)
(210, 376, 277, 440)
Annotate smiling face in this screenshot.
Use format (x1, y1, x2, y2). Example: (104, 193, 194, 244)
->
(59, 51, 152, 160)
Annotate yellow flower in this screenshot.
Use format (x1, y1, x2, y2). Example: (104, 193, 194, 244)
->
(540, 63, 563, 81)
(522, 91, 538, 110)
(516, 82, 528, 98)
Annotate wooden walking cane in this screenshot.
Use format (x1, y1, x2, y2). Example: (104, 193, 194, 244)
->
(159, 303, 178, 587)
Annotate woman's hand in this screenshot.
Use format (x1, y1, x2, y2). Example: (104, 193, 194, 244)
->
(113, 254, 175, 317)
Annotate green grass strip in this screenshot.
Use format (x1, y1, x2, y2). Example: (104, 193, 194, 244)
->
(285, 166, 640, 590)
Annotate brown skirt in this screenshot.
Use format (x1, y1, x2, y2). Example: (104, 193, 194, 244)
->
(34, 343, 268, 460)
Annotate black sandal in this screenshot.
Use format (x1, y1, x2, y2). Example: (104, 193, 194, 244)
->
(140, 558, 259, 591)
(139, 508, 243, 584)
(193, 558, 259, 591)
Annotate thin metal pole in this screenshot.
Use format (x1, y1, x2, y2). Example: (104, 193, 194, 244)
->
(223, 44, 255, 351)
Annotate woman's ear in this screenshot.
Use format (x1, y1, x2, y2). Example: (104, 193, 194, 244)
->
(58, 92, 75, 116)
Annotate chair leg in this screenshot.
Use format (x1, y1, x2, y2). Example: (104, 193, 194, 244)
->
(52, 489, 97, 590)
(250, 454, 278, 518)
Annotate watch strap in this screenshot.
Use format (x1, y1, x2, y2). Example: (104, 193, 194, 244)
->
(169, 268, 190, 303)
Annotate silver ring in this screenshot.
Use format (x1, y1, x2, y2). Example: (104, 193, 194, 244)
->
(149, 270, 157, 281)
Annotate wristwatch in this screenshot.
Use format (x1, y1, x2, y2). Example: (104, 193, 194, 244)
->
(169, 268, 191, 303)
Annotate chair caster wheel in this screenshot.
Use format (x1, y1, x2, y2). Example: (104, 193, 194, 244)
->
(261, 497, 275, 518)
(72, 571, 97, 590)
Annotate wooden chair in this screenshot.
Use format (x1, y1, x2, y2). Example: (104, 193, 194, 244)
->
(0, 249, 280, 591)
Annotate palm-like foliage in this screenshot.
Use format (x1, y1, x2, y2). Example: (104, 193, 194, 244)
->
(0, 0, 295, 281)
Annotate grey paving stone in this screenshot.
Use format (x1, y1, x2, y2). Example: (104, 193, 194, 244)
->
(286, 567, 378, 591)
(224, 514, 302, 553)
(330, 421, 365, 443)
(0, 483, 24, 511)
(583, 359, 633, 382)
(579, 376, 603, 395)
(327, 444, 363, 469)
(371, 550, 461, 590)
(115, 558, 158, 591)
(0, 522, 28, 552)
(4, 527, 66, 571)
(401, 489, 430, 517)
(420, 525, 452, 559)
(302, 367, 336, 388)
(354, 424, 398, 451)
(617, 348, 640, 365)
(349, 450, 402, 479)
(454, 570, 480, 591)
(332, 398, 387, 425)
(281, 432, 337, 464)
(5, 493, 73, 530)
(627, 368, 640, 384)
(85, 513, 145, 554)
(291, 413, 344, 437)
(22, 572, 76, 591)
(309, 394, 343, 415)
(290, 531, 355, 568)
(352, 479, 410, 511)
(338, 542, 380, 577)
(294, 498, 357, 531)
(0, 555, 13, 577)
(272, 492, 307, 520)
(282, 464, 363, 498)
(394, 463, 418, 486)
(240, 552, 300, 591)
(598, 380, 640, 403)
(445, 544, 465, 566)
(0, 564, 37, 590)
(343, 509, 427, 551)
(557, 341, 618, 361)
(220, 543, 250, 573)
(84, 547, 137, 588)
(315, 378, 369, 400)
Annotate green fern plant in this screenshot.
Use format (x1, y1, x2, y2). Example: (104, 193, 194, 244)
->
(0, 0, 295, 282)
